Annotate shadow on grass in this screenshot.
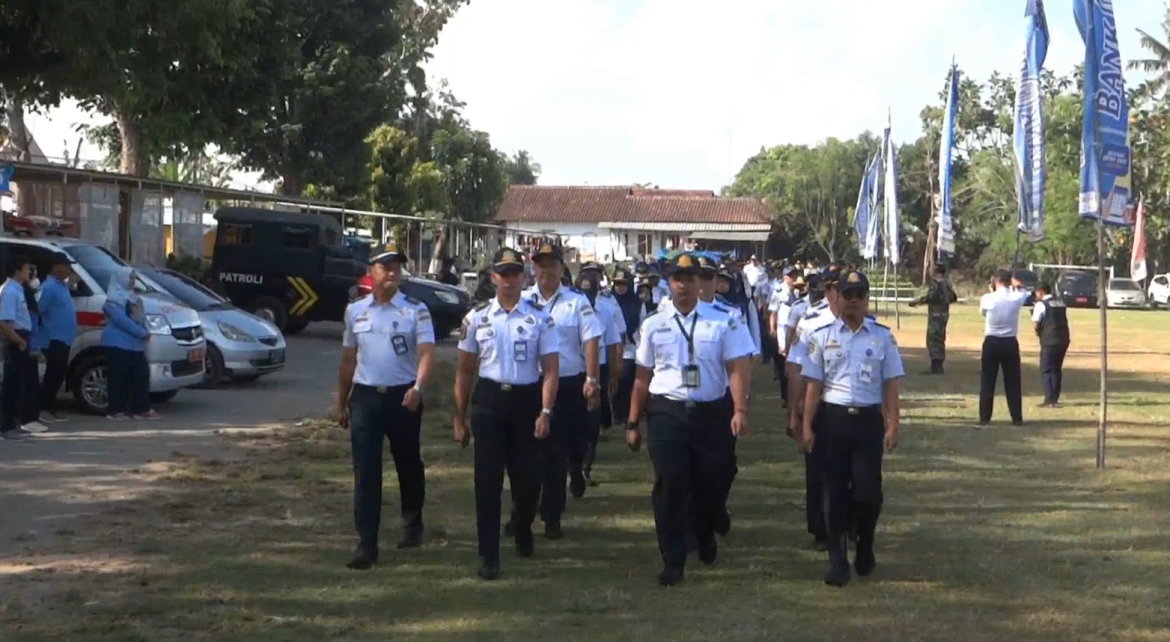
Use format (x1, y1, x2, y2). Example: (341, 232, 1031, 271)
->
(3, 346, 1170, 642)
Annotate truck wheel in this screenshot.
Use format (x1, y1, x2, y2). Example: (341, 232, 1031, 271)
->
(252, 296, 289, 331)
(70, 354, 110, 416)
(283, 318, 309, 335)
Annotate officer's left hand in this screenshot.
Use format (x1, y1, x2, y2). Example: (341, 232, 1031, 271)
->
(730, 410, 748, 437)
(402, 387, 422, 412)
(884, 429, 898, 453)
(583, 380, 600, 410)
(535, 413, 551, 439)
(608, 375, 620, 398)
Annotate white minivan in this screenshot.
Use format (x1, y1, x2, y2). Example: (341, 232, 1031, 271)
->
(0, 237, 207, 414)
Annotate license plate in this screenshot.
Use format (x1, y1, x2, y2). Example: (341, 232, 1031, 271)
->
(270, 349, 285, 364)
(188, 348, 205, 363)
(1076, 297, 1088, 303)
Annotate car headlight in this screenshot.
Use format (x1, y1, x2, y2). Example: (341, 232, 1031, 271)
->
(434, 291, 459, 305)
(145, 314, 172, 335)
(218, 321, 256, 342)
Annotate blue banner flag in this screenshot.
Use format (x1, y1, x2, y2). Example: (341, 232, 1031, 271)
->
(884, 125, 900, 265)
(937, 65, 958, 258)
(0, 164, 13, 192)
(1075, 0, 1132, 225)
(1015, 0, 1049, 241)
(854, 156, 873, 256)
(855, 149, 882, 259)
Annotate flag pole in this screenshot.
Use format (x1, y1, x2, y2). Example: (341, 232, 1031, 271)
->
(1096, 208, 1107, 469)
(889, 107, 901, 330)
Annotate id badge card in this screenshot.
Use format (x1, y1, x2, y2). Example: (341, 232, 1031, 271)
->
(683, 364, 701, 389)
(514, 340, 528, 362)
(392, 335, 409, 355)
(858, 361, 874, 384)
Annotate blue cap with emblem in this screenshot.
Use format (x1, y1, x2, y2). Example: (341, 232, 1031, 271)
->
(368, 242, 408, 265)
(532, 242, 564, 263)
(492, 247, 525, 273)
(665, 253, 700, 276)
(696, 255, 719, 274)
(820, 267, 841, 288)
(837, 269, 870, 295)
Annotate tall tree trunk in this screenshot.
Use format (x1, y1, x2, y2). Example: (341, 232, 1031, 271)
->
(6, 91, 37, 217)
(115, 109, 149, 177)
(279, 170, 301, 196)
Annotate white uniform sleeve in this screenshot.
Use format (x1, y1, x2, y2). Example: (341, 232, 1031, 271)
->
(801, 328, 826, 381)
(609, 299, 628, 343)
(414, 304, 436, 345)
(722, 317, 754, 361)
(979, 293, 993, 317)
(1031, 301, 1047, 323)
(882, 331, 906, 380)
(456, 310, 479, 354)
(538, 313, 560, 356)
(746, 305, 762, 354)
(342, 304, 357, 348)
(577, 298, 604, 344)
(786, 304, 804, 330)
(635, 317, 655, 368)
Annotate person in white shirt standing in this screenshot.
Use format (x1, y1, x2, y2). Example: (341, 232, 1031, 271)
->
(977, 269, 1031, 427)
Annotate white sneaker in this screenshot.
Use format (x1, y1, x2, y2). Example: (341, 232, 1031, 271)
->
(40, 412, 66, 424)
(21, 421, 49, 434)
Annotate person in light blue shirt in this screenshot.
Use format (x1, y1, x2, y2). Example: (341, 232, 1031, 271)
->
(101, 270, 156, 421)
(1, 257, 37, 440)
(800, 270, 904, 587)
(35, 254, 76, 423)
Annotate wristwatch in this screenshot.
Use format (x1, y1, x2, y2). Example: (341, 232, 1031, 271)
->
(541, 407, 554, 417)
(586, 376, 599, 384)
(412, 385, 423, 396)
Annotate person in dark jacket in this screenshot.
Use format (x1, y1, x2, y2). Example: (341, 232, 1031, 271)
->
(1031, 282, 1071, 407)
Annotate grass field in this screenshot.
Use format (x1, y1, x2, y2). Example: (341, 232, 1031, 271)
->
(3, 304, 1170, 642)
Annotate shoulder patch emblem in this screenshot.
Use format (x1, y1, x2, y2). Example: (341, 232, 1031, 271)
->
(544, 316, 555, 328)
(474, 301, 490, 311)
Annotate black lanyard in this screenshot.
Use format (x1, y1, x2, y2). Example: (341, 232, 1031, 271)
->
(534, 292, 561, 310)
(674, 313, 698, 362)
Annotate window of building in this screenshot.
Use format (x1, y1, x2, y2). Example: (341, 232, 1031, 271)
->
(219, 223, 253, 245)
(283, 226, 316, 249)
(637, 234, 652, 256)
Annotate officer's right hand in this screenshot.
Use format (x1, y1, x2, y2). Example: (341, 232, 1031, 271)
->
(453, 417, 470, 447)
(534, 413, 551, 439)
(799, 424, 815, 453)
(626, 426, 642, 452)
(338, 404, 350, 430)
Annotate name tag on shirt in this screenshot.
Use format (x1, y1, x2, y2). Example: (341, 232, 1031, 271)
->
(353, 319, 372, 333)
(514, 340, 528, 362)
(392, 335, 408, 355)
(859, 361, 874, 384)
(683, 364, 700, 388)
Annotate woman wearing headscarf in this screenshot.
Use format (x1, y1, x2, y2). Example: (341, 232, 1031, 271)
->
(101, 270, 158, 420)
(610, 267, 641, 428)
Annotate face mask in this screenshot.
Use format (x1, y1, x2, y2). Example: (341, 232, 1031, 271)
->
(29, 278, 41, 290)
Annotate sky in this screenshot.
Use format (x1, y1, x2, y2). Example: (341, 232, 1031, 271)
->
(23, 0, 1170, 193)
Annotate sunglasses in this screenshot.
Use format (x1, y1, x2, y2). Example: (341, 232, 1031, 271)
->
(841, 290, 867, 301)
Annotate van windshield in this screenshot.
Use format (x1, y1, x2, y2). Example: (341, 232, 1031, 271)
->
(66, 244, 155, 294)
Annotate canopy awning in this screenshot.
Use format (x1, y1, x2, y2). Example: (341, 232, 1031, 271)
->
(687, 230, 770, 242)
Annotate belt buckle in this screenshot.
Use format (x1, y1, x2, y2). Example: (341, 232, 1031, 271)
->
(684, 399, 696, 410)
(847, 407, 859, 416)
(500, 383, 513, 392)
(376, 386, 387, 394)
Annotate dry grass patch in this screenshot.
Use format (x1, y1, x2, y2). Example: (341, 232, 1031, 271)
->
(3, 307, 1170, 641)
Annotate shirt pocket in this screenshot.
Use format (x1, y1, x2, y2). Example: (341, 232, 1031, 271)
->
(823, 348, 847, 376)
(475, 326, 497, 359)
(694, 325, 722, 360)
(650, 331, 679, 368)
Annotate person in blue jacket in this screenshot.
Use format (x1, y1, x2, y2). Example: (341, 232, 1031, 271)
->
(101, 271, 158, 420)
(35, 254, 77, 423)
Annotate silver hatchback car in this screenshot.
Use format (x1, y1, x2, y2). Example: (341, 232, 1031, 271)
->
(136, 266, 287, 387)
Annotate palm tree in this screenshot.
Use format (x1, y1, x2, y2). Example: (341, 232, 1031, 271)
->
(1127, 9, 1170, 96)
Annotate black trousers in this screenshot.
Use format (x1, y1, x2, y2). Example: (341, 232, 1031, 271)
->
(1039, 342, 1069, 405)
(646, 396, 735, 569)
(106, 347, 150, 416)
(473, 380, 541, 562)
(979, 336, 1023, 423)
(540, 374, 585, 525)
(816, 404, 884, 549)
(40, 340, 70, 414)
(1, 332, 35, 432)
(613, 358, 636, 425)
(347, 383, 426, 549)
(777, 353, 789, 405)
(805, 412, 826, 538)
(583, 363, 609, 475)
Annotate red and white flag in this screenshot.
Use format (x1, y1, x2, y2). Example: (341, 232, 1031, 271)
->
(1131, 195, 1148, 282)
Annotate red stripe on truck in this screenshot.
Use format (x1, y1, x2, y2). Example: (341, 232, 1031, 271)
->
(77, 311, 106, 327)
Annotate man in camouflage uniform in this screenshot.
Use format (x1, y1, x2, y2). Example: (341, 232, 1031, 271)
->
(909, 264, 958, 374)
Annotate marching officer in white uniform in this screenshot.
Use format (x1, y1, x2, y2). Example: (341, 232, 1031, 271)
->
(453, 247, 561, 580)
(511, 243, 603, 539)
(337, 242, 436, 570)
(626, 253, 754, 586)
(575, 261, 625, 488)
(800, 270, 904, 587)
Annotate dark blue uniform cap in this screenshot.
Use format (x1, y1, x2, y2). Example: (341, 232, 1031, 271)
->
(532, 242, 564, 263)
(665, 253, 701, 276)
(492, 247, 525, 273)
(838, 270, 870, 295)
(696, 255, 719, 274)
(368, 242, 409, 264)
(820, 267, 841, 287)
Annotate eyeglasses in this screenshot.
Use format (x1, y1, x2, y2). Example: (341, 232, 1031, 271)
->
(841, 290, 866, 301)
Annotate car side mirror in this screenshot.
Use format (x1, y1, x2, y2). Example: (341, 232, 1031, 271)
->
(70, 279, 94, 297)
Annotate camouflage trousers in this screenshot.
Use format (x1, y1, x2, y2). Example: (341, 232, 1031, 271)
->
(926, 313, 949, 362)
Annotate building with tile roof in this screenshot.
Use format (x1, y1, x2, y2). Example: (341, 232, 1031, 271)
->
(493, 185, 773, 262)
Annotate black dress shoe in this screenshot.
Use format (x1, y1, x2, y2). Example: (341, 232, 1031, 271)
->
(478, 559, 500, 580)
(698, 535, 718, 565)
(854, 546, 876, 577)
(714, 509, 731, 537)
(397, 524, 423, 549)
(824, 561, 851, 587)
(515, 534, 534, 558)
(346, 546, 378, 570)
(569, 469, 587, 498)
(544, 522, 564, 540)
(657, 566, 685, 586)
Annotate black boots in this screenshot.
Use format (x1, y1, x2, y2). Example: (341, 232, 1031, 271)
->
(922, 359, 944, 375)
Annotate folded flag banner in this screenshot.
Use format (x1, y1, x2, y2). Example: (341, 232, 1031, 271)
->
(1131, 195, 1147, 281)
(884, 123, 900, 265)
(854, 154, 874, 257)
(855, 149, 883, 259)
(1074, 0, 1132, 225)
(1014, 0, 1049, 242)
(937, 64, 959, 258)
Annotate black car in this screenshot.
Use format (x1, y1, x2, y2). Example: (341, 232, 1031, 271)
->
(1058, 271, 1098, 308)
(209, 206, 471, 335)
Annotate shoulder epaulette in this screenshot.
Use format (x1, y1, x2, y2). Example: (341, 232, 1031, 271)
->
(527, 299, 544, 311)
(404, 295, 422, 305)
(569, 286, 584, 295)
(710, 303, 730, 314)
(872, 321, 890, 330)
(473, 301, 491, 311)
